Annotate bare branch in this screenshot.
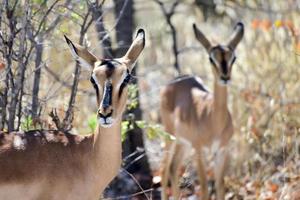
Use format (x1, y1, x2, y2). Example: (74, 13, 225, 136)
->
(44, 65, 94, 96)
(7, 2, 30, 131)
(33, 0, 60, 38)
(100, 0, 130, 45)
(63, 2, 94, 130)
(44, 0, 72, 36)
(153, 0, 181, 75)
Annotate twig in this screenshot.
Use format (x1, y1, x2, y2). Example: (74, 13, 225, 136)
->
(153, 0, 181, 76)
(101, 188, 154, 200)
(7, 2, 30, 131)
(49, 109, 63, 130)
(120, 168, 151, 200)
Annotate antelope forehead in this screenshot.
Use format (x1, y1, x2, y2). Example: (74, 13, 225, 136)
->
(211, 50, 234, 63)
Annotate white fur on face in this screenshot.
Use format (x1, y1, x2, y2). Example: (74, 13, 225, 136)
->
(98, 117, 114, 128)
(218, 79, 231, 86)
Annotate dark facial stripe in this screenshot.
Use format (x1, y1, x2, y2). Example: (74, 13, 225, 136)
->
(221, 58, 228, 74)
(100, 60, 115, 78)
(90, 77, 99, 100)
(118, 70, 131, 98)
(220, 47, 228, 75)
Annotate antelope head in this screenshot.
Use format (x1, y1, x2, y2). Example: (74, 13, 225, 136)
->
(193, 22, 244, 85)
(65, 29, 145, 128)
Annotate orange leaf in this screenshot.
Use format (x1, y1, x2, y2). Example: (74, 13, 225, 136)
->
(267, 181, 279, 193)
(295, 42, 300, 53)
(285, 20, 294, 30)
(0, 62, 5, 71)
(261, 19, 272, 31)
(251, 19, 260, 29)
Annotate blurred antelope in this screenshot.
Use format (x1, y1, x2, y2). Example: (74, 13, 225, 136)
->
(160, 23, 244, 200)
(0, 29, 145, 200)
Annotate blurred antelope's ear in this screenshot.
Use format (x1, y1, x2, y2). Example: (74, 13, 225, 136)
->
(193, 23, 211, 52)
(227, 22, 244, 50)
(123, 29, 145, 71)
(64, 35, 98, 69)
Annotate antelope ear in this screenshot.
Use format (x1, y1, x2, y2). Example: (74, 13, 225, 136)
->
(123, 29, 145, 71)
(64, 35, 98, 70)
(193, 23, 212, 52)
(227, 22, 244, 50)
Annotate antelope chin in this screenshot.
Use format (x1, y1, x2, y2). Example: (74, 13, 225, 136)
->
(98, 117, 114, 128)
(219, 79, 231, 86)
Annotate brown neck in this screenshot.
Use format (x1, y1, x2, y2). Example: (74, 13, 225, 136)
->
(92, 120, 122, 171)
(213, 80, 228, 121)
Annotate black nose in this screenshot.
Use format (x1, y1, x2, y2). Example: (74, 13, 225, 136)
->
(221, 76, 230, 81)
(98, 110, 113, 119)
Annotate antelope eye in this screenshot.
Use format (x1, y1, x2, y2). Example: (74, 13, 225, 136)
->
(232, 57, 236, 64)
(209, 57, 214, 64)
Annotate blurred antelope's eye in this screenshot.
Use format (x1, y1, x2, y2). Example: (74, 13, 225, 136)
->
(231, 57, 236, 64)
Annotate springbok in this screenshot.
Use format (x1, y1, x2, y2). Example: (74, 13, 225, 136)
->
(0, 29, 145, 200)
(160, 23, 244, 200)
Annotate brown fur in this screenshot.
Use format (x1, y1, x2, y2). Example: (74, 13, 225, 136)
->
(0, 130, 92, 184)
(160, 23, 244, 200)
(0, 29, 146, 200)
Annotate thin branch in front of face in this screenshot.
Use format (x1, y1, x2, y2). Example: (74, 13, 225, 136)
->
(89, 0, 114, 58)
(98, 0, 130, 45)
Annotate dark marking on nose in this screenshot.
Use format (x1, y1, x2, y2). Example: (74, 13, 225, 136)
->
(102, 81, 113, 109)
(99, 111, 112, 119)
(221, 75, 230, 81)
(221, 59, 228, 74)
(220, 47, 228, 75)
(101, 60, 115, 78)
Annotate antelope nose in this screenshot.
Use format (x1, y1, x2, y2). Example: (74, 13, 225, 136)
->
(221, 76, 230, 81)
(98, 107, 113, 119)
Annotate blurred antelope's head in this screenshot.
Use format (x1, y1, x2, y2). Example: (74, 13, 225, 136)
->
(65, 29, 145, 128)
(193, 22, 244, 85)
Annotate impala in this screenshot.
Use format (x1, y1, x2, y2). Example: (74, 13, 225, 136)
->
(0, 29, 145, 200)
(160, 23, 244, 200)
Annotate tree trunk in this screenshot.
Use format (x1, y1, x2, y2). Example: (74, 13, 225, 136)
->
(91, 2, 114, 58)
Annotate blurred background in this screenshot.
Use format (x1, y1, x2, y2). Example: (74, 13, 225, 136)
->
(0, 0, 300, 199)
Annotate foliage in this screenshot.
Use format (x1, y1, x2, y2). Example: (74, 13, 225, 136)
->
(87, 114, 97, 133)
(121, 120, 175, 142)
(20, 116, 35, 132)
(126, 84, 139, 110)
